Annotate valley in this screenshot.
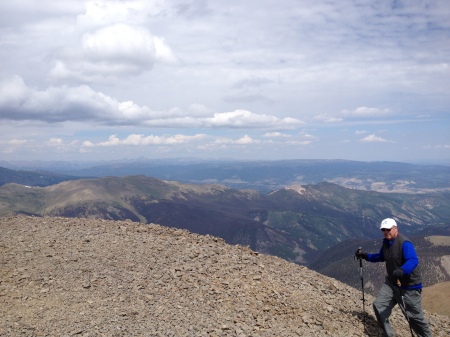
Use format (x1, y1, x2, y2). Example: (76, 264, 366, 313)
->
(1, 159, 449, 301)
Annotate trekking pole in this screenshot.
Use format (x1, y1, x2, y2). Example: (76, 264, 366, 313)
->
(357, 247, 366, 321)
(396, 279, 415, 337)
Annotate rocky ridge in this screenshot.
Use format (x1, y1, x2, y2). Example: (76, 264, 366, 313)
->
(1, 216, 449, 337)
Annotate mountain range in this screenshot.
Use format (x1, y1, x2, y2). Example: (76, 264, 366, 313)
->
(1, 159, 449, 295)
(2, 158, 450, 193)
(0, 166, 79, 187)
(1, 175, 449, 264)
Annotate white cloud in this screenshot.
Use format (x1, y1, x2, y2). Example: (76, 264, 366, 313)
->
(82, 140, 95, 148)
(51, 23, 177, 83)
(8, 139, 27, 145)
(300, 133, 317, 140)
(84, 133, 263, 152)
(0, 76, 121, 122)
(341, 107, 392, 118)
(0, 75, 28, 108)
(285, 132, 317, 145)
(235, 135, 259, 145)
(78, 1, 139, 27)
(47, 138, 64, 146)
(198, 110, 303, 129)
(310, 107, 393, 124)
(359, 134, 389, 143)
(95, 133, 207, 147)
(263, 132, 291, 138)
(81, 24, 176, 65)
(212, 134, 260, 145)
(1, 0, 449, 163)
(0, 76, 303, 129)
(286, 140, 313, 145)
(309, 114, 343, 123)
(139, 110, 304, 129)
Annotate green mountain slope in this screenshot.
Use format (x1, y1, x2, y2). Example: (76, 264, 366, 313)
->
(0, 167, 79, 187)
(0, 176, 449, 267)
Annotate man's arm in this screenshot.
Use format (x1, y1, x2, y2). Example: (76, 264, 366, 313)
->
(367, 246, 384, 263)
(400, 241, 419, 274)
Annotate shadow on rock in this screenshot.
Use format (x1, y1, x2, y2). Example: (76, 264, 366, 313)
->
(353, 310, 382, 337)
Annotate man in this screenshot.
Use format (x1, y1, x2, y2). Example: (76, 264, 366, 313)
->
(355, 218, 432, 337)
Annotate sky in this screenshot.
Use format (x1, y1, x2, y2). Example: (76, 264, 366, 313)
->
(0, 0, 449, 164)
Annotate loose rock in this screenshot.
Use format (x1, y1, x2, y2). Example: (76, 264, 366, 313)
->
(1, 215, 449, 336)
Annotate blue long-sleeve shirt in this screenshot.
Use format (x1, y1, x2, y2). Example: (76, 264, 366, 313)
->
(367, 238, 422, 289)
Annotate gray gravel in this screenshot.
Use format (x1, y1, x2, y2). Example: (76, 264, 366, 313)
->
(1, 215, 449, 336)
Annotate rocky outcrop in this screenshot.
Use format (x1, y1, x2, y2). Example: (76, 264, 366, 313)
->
(1, 216, 449, 336)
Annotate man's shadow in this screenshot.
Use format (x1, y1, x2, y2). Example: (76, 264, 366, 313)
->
(352, 310, 382, 336)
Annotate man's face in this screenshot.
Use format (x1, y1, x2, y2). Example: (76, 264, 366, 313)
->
(381, 226, 398, 240)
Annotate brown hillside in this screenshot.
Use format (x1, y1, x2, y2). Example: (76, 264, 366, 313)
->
(422, 282, 450, 317)
(1, 216, 449, 337)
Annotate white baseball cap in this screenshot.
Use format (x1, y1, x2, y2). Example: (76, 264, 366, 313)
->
(380, 218, 397, 230)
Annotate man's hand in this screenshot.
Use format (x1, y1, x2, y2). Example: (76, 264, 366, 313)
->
(393, 268, 404, 279)
(354, 249, 368, 261)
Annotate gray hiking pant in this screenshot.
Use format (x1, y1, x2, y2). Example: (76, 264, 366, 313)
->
(373, 276, 432, 337)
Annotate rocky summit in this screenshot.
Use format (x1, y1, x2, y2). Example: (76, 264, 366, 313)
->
(1, 216, 449, 337)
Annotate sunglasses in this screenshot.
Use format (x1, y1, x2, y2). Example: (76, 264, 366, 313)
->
(381, 228, 392, 232)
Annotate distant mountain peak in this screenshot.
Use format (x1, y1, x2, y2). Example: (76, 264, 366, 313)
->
(282, 185, 307, 194)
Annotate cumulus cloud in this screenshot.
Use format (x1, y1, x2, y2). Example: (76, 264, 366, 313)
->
(300, 133, 317, 140)
(213, 135, 260, 145)
(84, 133, 263, 150)
(0, 76, 303, 129)
(263, 132, 291, 138)
(51, 23, 177, 82)
(95, 134, 207, 147)
(1, 0, 449, 162)
(76, 1, 150, 27)
(0, 75, 122, 122)
(47, 138, 64, 146)
(359, 134, 389, 143)
(199, 110, 303, 129)
(36, 2, 179, 83)
(235, 135, 259, 144)
(139, 110, 304, 129)
(82, 24, 176, 65)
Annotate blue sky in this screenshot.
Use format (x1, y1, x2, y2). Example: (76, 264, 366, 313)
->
(0, 0, 449, 164)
